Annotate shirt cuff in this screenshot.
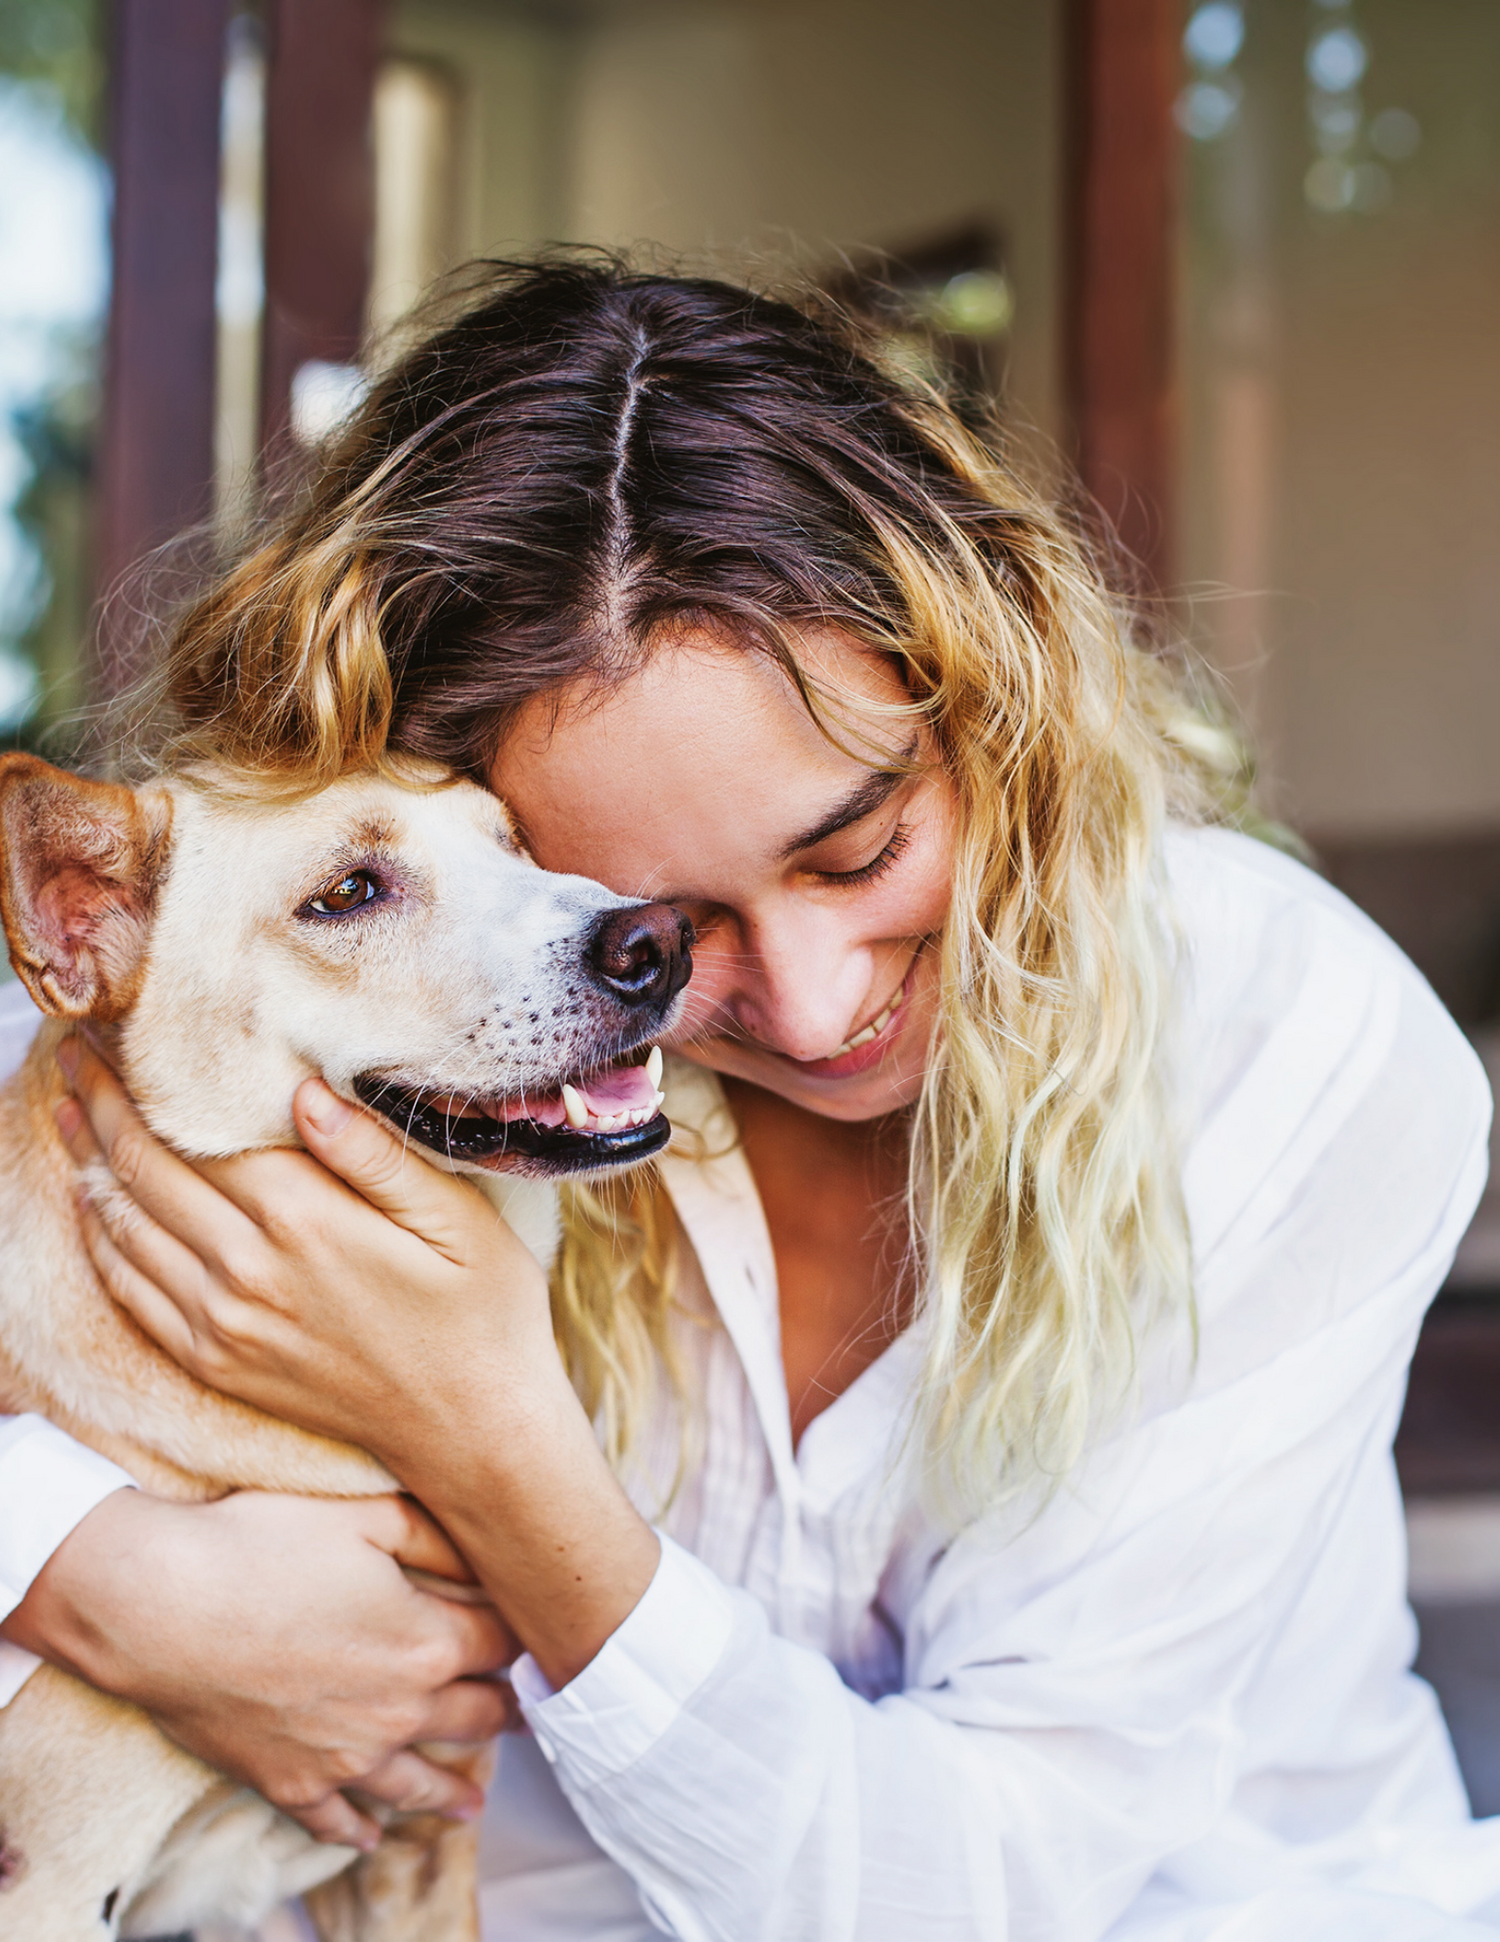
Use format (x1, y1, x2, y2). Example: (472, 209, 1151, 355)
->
(511, 1534, 736, 1789)
(0, 1415, 137, 1702)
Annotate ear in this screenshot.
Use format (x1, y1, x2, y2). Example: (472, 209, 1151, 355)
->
(0, 754, 173, 1021)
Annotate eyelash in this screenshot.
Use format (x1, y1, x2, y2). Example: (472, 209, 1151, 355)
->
(815, 822, 913, 889)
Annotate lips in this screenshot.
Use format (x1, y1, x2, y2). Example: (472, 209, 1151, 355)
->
(828, 987, 903, 1062)
(354, 1047, 669, 1175)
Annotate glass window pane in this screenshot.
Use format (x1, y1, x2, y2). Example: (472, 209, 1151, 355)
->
(0, 0, 108, 739)
(1180, 0, 1500, 846)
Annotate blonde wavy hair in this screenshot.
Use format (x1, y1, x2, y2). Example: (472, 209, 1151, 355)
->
(156, 257, 1252, 1502)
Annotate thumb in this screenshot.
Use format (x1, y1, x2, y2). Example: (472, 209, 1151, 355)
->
(360, 1493, 474, 1582)
(294, 1077, 469, 1241)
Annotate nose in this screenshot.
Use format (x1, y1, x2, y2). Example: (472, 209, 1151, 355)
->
(586, 903, 695, 1009)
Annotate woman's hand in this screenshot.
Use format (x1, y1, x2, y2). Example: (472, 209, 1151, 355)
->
(56, 1034, 662, 1691)
(55, 1035, 556, 1475)
(0, 1487, 518, 1848)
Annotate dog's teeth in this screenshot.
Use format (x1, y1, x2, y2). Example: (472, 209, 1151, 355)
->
(847, 1025, 877, 1050)
(561, 1084, 588, 1129)
(645, 1046, 663, 1088)
(652, 1089, 666, 1108)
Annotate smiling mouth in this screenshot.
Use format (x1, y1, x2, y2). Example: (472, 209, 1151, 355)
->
(354, 1047, 669, 1175)
(825, 964, 916, 1061)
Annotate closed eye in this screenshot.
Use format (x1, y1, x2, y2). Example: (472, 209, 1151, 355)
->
(810, 822, 913, 888)
(300, 868, 384, 918)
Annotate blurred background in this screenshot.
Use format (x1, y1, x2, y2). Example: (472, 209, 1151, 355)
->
(2, 0, 1500, 1815)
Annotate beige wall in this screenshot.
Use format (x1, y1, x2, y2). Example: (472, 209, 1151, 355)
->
(1181, 0, 1500, 840)
(386, 0, 1061, 436)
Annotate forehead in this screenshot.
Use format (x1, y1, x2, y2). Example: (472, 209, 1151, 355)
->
(492, 632, 912, 890)
(173, 772, 515, 866)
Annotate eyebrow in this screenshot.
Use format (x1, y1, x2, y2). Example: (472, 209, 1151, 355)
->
(778, 737, 920, 859)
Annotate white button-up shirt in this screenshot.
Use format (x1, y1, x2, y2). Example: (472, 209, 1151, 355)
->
(4, 826, 1500, 1942)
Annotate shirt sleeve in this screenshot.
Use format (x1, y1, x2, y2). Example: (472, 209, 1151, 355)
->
(0, 1417, 137, 1701)
(511, 934, 1498, 1939)
(0, 981, 137, 1703)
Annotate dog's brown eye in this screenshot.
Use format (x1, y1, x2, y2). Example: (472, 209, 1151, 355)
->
(308, 871, 378, 915)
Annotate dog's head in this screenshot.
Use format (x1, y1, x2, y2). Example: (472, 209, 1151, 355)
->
(0, 754, 693, 1177)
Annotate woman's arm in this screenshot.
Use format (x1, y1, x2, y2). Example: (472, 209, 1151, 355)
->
(0, 1413, 137, 1694)
(55, 1039, 661, 1689)
(0, 1483, 517, 1847)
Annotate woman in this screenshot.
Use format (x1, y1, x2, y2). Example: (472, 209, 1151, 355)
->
(2, 260, 1496, 1940)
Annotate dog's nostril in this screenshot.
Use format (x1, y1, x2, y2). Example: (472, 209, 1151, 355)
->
(586, 904, 694, 1009)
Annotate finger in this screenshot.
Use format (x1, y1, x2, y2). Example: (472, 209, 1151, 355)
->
(282, 1789, 382, 1851)
(351, 1500, 514, 1671)
(80, 1168, 218, 1332)
(359, 1495, 475, 1584)
(79, 1201, 206, 1371)
(293, 1079, 484, 1257)
(424, 1599, 515, 1680)
(352, 1748, 485, 1821)
(420, 1676, 521, 1742)
(54, 1090, 103, 1168)
(62, 1037, 265, 1276)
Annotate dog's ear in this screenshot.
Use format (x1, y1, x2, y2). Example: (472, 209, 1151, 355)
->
(0, 754, 172, 1021)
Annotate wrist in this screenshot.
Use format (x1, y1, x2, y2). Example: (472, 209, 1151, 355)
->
(0, 1486, 156, 1692)
(403, 1373, 661, 1689)
(370, 1310, 576, 1481)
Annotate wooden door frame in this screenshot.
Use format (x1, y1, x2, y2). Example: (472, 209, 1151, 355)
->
(95, 0, 231, 693)
(96, 0, 381, 696)
(1064, 0, 1182, 593)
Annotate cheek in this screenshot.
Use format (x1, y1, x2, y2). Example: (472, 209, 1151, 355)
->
(672, 923, 742, 1017)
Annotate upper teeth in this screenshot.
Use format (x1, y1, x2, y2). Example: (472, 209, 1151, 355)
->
(830, 997, 897, 1061)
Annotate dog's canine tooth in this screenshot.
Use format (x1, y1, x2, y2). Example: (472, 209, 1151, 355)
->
(561, 1083, 588, 1129)
(645, 1046, 663, 1088)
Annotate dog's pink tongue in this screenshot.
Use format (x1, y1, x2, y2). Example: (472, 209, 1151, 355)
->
(477, 1060, 658, 1128)
(579, 1065, 657, 1115)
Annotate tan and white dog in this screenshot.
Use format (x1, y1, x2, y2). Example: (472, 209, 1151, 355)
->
(0, 752, 692, 1941)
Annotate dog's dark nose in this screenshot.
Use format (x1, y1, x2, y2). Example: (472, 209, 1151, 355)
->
(587, 904, 694, 1008)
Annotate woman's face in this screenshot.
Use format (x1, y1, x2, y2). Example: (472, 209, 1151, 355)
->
(491, 632, 956, 1122)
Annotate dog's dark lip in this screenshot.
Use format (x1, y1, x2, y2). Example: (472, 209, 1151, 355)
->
(353, 1074, 670, 1175)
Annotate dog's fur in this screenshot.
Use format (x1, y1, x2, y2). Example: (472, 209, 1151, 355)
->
(0, 753, 679, 1941)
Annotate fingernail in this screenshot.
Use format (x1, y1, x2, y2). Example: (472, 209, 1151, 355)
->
(56, 1038, 79, 1082)
(451, 1798, 483, 1822)
(54, 1097, 83, 1141)
(301, 1081, 353, 1136)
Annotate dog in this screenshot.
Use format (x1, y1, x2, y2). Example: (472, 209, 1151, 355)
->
(0, 751, 692, 1941)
